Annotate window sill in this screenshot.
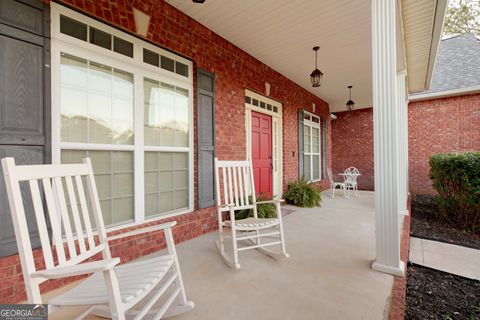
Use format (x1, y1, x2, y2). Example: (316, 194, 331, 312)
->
(105, 206, 193, 235)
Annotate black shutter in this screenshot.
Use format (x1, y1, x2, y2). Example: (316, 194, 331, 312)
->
(321, 119, 328, 179)
(0, 0, 50, 257)
(197, 69, 216, 209)
(298, 109, 304, 179)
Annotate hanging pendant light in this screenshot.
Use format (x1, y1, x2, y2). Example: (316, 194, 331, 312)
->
(310, 46, 324, 87)
(346, 85, 355, 111)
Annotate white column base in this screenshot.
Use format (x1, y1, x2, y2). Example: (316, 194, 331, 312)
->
(372, 260, 405, 277)
(399, 209, 409, 216)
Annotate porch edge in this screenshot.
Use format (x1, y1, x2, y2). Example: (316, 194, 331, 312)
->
(388, 196, 412, 320)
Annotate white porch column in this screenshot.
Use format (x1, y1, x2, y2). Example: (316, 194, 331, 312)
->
(371, 0, 404, 276)
(405, 94, 409, 203)
(397, 71, 409, 215)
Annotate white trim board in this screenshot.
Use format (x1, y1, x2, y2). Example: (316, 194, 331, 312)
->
(409, 85, 480, 102)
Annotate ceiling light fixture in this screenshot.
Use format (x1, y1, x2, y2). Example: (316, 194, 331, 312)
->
(310, 46, 324, 87)
(346, 85, 355, 111)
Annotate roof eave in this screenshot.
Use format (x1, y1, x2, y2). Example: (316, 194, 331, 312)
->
(403, 0, 448, 94)
(423, 0, 448, 92)
(409, 85, 480, 102)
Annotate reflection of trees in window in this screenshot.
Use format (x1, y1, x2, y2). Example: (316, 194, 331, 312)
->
(144, 78, 189, 147)
(61, 115, 134, 144)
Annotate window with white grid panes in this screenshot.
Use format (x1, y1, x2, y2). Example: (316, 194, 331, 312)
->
(53, 4, 193, 228)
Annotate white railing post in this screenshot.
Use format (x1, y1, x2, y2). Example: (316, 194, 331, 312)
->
(371, 0, 404, 276)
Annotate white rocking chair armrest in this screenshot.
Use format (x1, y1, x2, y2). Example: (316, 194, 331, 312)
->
(107, 221, 178, 242)
(31, 258, 120, 279)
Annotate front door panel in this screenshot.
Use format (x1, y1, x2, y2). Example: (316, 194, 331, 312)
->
(251, 111, 272, 197)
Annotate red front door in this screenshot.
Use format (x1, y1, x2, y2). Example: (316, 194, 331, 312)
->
(251, 111, 272, 197)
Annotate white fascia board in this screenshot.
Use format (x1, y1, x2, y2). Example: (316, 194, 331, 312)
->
(424, 0, 448, 91)
(409, 85, 480, 102)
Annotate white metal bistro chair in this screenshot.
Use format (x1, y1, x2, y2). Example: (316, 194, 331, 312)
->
(214, 158, 289, 270)
(1, 157, 194, 320)
(343, 167, 360, 196)
(327, 168, 347, 198)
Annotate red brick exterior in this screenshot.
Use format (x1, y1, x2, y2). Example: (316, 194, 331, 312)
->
(331, 93, 480, 194)
(408, 94, 480, 194)
(0, 0, 332, 302)
(331, 108, 374, 190)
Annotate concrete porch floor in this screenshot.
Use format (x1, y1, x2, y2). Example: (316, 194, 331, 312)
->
(47, 191, 395, 320)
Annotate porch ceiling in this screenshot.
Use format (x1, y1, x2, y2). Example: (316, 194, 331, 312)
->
(165, 0, 446, 112)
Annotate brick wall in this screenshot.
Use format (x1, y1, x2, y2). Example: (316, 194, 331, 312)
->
(331, 108, 374, 190)
(0, 0, 332, 302)
(331, 93, 480, 194)
(408, 94, 480, 194)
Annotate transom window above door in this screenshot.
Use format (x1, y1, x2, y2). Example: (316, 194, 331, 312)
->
(51, 3, 193, 229)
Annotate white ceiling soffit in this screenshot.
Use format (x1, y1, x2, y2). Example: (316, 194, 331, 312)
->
(402, 0, 448, 93)
(165, 0, 445, 111)
(165, 0, 372, 112)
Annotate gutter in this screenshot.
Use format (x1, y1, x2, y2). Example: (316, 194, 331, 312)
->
(409, 85, 480, 102)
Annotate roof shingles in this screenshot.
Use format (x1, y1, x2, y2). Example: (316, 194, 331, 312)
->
(424, 33, 480, 94)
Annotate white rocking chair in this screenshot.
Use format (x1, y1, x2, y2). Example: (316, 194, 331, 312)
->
(214, 158, 289, 270)
(1, 157, 194, 320)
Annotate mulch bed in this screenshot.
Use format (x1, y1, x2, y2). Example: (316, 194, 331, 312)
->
(410, 195, 480, 250)
(405, 264, 480, 320)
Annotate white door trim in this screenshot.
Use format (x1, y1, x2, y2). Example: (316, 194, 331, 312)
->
(244, 90, 283, 199)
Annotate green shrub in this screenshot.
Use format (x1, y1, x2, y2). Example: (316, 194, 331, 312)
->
(282, 178, 322, 207)
(429, 152, 480, 233)
(235, 194, 277, 220)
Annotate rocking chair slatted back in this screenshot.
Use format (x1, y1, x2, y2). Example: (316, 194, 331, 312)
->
(1, 157, 110, 283)
(214, 159, 255, 211)
(214, 158, 289, 270)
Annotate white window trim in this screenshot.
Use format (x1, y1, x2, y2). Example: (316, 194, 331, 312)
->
(50, 3, 194, 233)
(244, 90, 283, 199)
(303, 110, 321, 183)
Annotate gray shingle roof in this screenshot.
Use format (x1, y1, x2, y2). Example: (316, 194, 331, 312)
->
(423, 33, 480, 94)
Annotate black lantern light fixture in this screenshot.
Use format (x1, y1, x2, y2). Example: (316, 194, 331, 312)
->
(346, 85, 355, 111)
(310, 46, 324, 87)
